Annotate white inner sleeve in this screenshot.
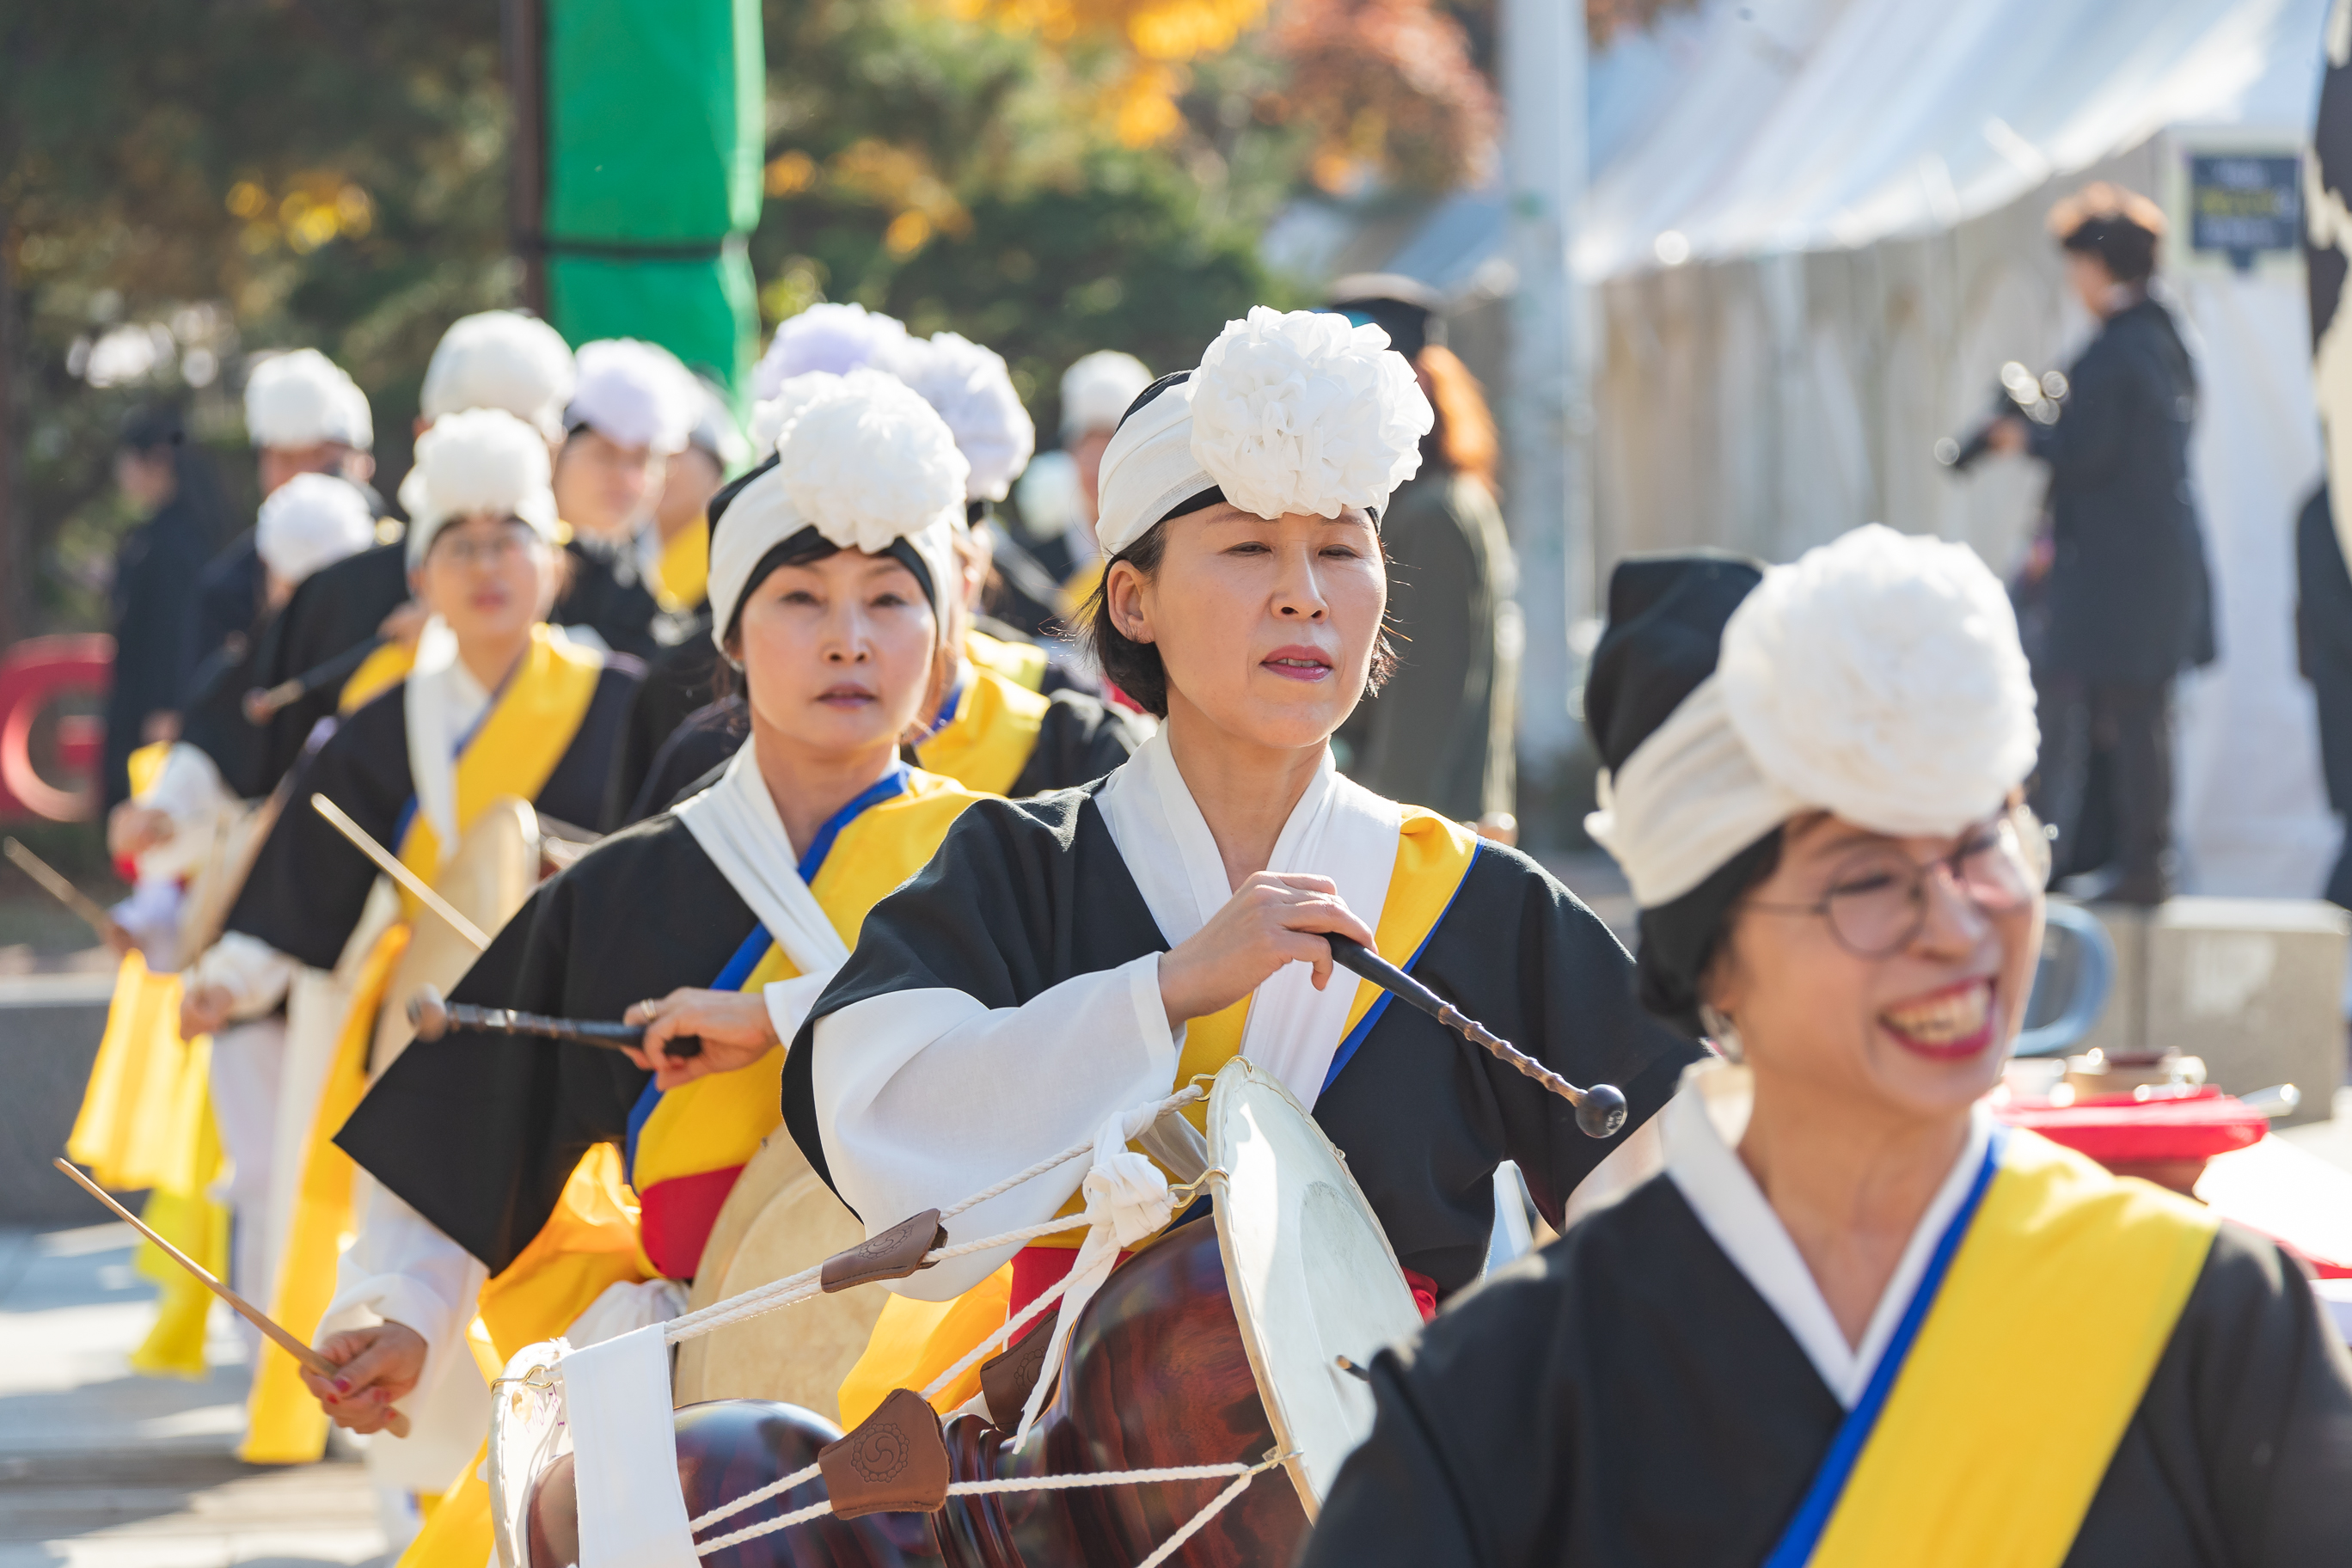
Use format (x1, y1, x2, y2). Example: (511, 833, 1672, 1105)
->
(134, 742, 240, 882)
(1662, 1064, 1994, 1408)
(812, 953, 1179, 1300)
(319, 1181, 487, 1396)
(185, 931, 300, 1020)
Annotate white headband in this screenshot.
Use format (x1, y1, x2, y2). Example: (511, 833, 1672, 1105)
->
(1586, 524, 2040, 908)
(707, 377, 965, 654)
(1093, 306, 1431, 559)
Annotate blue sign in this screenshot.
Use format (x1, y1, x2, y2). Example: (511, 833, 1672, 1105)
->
(2189, 154, 2302, 271)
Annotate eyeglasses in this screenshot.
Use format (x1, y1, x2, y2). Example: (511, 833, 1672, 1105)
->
(1742, 806, 2048, 959)
(432, 524, 538, 567)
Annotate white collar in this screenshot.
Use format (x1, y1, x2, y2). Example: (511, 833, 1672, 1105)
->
(1662, 1062, 1994, 1408)
(1093, 727, 1400, 1106)
(671, 744, 853, 979)
(402, 617, 497, 868)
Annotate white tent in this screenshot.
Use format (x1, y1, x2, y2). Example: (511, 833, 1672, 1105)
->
(1577, 0, 2333, 897)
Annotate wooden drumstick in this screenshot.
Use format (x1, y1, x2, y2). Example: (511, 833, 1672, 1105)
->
(1324, 934, 1628, 1138)
(309, 793, 489, 950)
(3, 838, 126, 947)
(242, 634, 386, 725)
(52, 1158, 411, 1438)
(407, 985, 702, 1058)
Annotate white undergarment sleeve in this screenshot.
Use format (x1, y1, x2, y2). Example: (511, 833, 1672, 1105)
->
(813, 952, 1179, 1299)
(185, 931, 300, 1020)
(135, 742, 240, 882)
(321, 1182, 487, 1394)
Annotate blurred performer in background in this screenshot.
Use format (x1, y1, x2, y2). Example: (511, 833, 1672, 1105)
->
(104, 404, 230, 809)
(2301, 44, 2352, 922)
(230, 310, 577, 801)
(99, 471, 380, 1344)
(192, 350, 378, 673)
(1303, 526, 2352, 1565)
(1988, 185, 2214, 904)
(549, 337, 699, 661)
(177, 410, 640, 1472)
(2298, 485, 2352, 913)
(1326, 275, 1519, 831)
(1039, 348, 1155, 623)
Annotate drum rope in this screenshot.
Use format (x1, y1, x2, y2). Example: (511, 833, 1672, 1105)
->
(689, 1453, 1290, 1559)
(917, 1263, 1075, 1402)
(658, 1085, 1210, 1346)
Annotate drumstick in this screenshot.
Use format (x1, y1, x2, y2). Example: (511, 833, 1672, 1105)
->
(1324, 934, 1628, 1139)
(52, 1158, 411, 1438)
(242, 634, 387, 725)
(3, 838, 126, 947)
(309, 794, 489, 950)
(407, 985, 702, 1058)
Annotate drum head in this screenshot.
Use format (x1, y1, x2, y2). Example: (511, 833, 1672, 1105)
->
(373, 796, 541, 1071)
(1208, 1057, 1423, 1516)
(670, 1131, 884, 1420)
(488, 1340, 569, 1568)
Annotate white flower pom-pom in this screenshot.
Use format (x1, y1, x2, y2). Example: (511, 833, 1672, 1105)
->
(1188, 305, 1432, 522)
(1719, 524, 2039, 837)
(749, 370, 854, 453)
(883, 331, 1036, 502)
(753, 303, 910, 398)
(778, 376, 969, 554)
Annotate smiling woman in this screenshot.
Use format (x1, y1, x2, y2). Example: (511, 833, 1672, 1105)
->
(1300, 525, 2352, 1568)
(782, 307, 1700, 1427)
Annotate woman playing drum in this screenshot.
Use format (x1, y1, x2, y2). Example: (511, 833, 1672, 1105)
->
(308, 377, 991, 1567)
(1302, 527, 2352, 1565)
(761, 307, 1700, 1408)
(174, 408, 642, 1468)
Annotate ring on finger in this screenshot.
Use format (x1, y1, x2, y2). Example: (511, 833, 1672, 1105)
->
(636, 998, 663, 1020)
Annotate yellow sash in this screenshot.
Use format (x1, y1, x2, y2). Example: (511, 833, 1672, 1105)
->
(241, 922, 410, 1463)
(964, 627, 1049, 693)
(395, 626, 603, 895)
(653, 516, 710, 612)
(1798, 1130, 2218, 1568)
(914, 665, 1050, 799)
(1058, 557, 1106, 618)
(841, 807, 1480, 1423)
(339, 641, 415, 714)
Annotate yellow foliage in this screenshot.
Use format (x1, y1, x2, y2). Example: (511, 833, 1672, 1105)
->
(884, 209, 934, 256)
(1112, 64, 1187, 147)
(764, 150, 817, 197)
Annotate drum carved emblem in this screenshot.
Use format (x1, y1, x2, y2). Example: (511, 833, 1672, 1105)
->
(817, 1387, 952, 1518)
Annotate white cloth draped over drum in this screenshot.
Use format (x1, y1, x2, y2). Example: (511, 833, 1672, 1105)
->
(787, 734, 1703, 1303)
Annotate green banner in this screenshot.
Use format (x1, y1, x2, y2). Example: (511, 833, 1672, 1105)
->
(543, 0, 763, 396)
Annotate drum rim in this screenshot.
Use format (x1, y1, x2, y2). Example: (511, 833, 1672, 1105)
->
(1205, 1057, 1417, 1521)
(487, 1338, 567, 1568)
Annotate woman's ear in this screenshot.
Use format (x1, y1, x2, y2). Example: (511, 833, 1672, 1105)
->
(1106, 559, 1155, 646)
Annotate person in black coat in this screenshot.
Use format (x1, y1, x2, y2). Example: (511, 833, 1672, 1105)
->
(1990, 183, 2215, 904)
(2296, 485, 2352, 910)
(102, 406, 229, 810)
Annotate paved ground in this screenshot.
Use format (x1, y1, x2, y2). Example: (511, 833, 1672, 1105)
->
(0, 1224, 384, 1568)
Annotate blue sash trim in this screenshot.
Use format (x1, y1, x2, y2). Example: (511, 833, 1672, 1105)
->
(922, 678, 965, 739)
(1761, 1127, 2010, 1568)
(1317, 840, 1482, 1095)
(622, 763, 910, 1185)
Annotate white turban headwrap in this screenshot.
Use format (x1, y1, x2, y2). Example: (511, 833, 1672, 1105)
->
(1585, 524, 2041, 908)
(419, 310, 577, 440)
(256, 472, 377, 586)
(245, 348, 372, 451)
(752, 303, 909, 398)
(1092, 306, 1431, 559)
(1060, 350, 1153, 437)
(567, 338, 699, 455)
(707, 375, 966, 656)
(398, 408, 562, 568)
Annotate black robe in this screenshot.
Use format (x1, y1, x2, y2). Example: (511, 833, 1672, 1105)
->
(334, 815, 752, 1271)
(1302, 1175, 2352, 1566)
(558, 534, 663, 664)
(786, 789, 1701, 1296)
(602, 618, 720, 831)
(618, 686, 1142, 827)
(189, 531, 266, 691)
(103, 495, 218, 808)
(235, 541, 412, 801)
(224, 660, 639, 972)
